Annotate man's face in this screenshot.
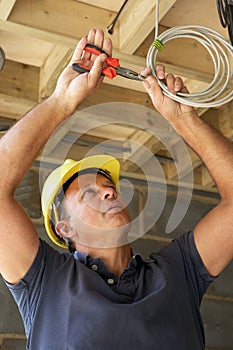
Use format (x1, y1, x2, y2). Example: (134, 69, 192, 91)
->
(61, 173, 131, 247)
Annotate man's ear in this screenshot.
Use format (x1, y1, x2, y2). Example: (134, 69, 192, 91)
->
(55, 220, 75, 239)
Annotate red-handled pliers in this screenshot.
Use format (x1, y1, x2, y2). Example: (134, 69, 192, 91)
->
(72, 43, 144, 81)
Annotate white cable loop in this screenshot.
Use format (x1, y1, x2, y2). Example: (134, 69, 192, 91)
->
(146, 1, 233, 107)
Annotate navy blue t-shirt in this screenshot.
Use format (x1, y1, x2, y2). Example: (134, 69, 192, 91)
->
(5, 231, 215, 350)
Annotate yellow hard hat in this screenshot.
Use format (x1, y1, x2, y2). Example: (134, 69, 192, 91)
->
(41, 155, 120, 248)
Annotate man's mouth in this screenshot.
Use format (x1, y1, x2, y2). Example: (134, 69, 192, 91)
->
(105, 203, 123, 213)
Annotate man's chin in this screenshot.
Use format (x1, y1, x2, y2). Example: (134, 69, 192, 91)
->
(76, 223, 131, 248)
(105, 211, 131, 227)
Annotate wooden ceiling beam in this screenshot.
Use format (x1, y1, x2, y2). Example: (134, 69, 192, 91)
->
(158, 145, 202, 181)
(0, 20, 77, 48)
(122, 132, 163, 173)
(39, 46, 73, 100)
(0, 59, 39, 101)
(119, 0, 177, 55)
(194, 166, 215, 188)
(218, 101, 233, 140)
(160, 0, 226, 36)
(0, 0, 16, 20)
(0, 31, 53, 66)
(76, 0, 125, 12)
(122, 130, 158, 171)
(200, 167, 215, 188)
(0, 93, 36, 120)
(8, 0, 118, 47)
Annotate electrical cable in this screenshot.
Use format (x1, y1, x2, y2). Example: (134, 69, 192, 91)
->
(0, 47, 5, 70)
(146, 0, 233, 107)
(107, 0, 128, 35)
(216, 0, 233, 45)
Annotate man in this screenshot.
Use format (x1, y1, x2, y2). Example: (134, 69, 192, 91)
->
(0, 29, 232, 349)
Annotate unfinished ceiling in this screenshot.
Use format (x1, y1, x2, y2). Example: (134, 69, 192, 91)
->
(1, 3, 233, 348)
(0, 0, 233, 195)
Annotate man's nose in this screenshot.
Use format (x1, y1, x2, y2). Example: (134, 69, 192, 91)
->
(100, 187, 117, 200)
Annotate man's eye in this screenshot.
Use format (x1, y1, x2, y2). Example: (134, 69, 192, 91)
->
(83, 188, 96, 197)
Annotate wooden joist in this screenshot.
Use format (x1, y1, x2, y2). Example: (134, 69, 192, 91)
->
(119, 0, 177, 54)
(0, 0, 16, 20)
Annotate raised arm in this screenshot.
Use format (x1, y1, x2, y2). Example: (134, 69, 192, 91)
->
(0, 29, 111, 284)
(143, 66, 233, 277)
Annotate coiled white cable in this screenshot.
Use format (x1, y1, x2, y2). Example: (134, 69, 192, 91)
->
(146, 0, 233, 107)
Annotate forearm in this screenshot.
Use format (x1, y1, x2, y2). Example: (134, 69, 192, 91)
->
(171, 111, 233, 201)
(143, 73, 233, 202)
(0, 95, 70, 194)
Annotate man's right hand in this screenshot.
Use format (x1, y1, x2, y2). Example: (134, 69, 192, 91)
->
(51, 29, 112, 117)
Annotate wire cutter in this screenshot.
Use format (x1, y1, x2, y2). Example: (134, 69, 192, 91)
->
(72, 43, 145, 81)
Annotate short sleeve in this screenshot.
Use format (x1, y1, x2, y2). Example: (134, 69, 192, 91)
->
(4, 239, 68, 336)
(173, 231, 216, 304)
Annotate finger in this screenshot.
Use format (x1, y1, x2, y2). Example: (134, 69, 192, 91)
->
(82, 28, 97, 61)
(155, 64, 165, 79)
(142, 75, 164, 106)
(140, 67, 151, 79)
(88, 53, 106, 83)
(181, 84, 189, 94)
(69, 37, 88, 66)
(93, 29, 105, 49)
(87, 28, 97, 43)
(166, 73, 175, 94)
(174, 76, 184, 92)
(102, 37, 112, 57)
